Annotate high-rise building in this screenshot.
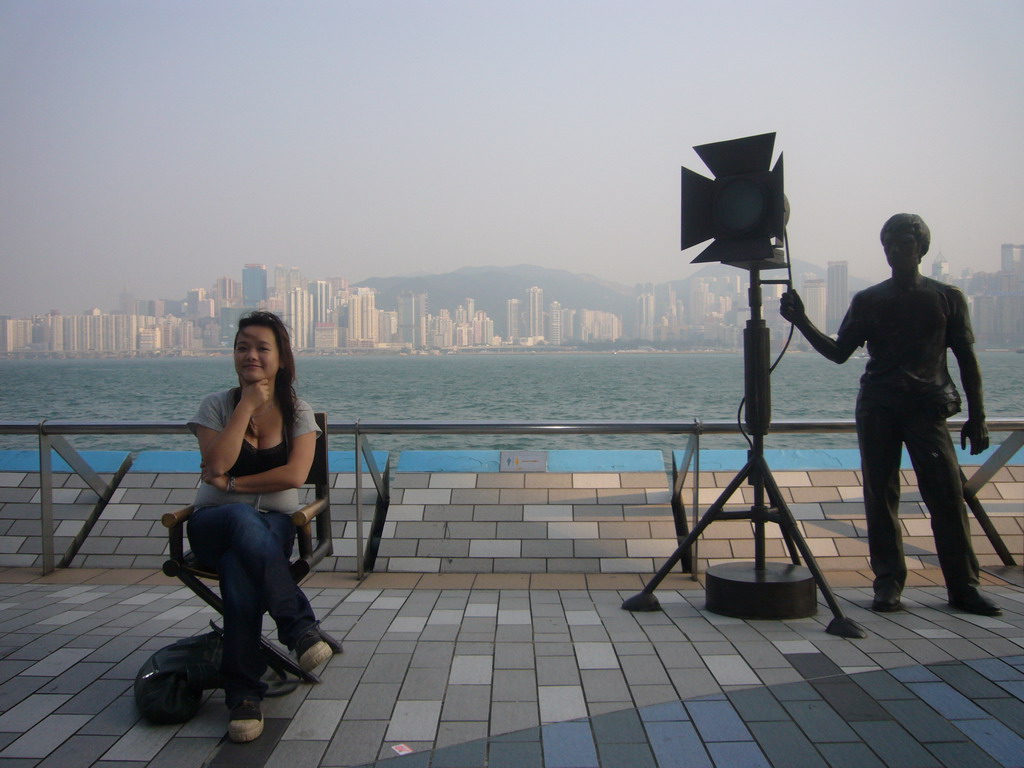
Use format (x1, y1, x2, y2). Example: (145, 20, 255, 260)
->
(286, 288, 313, 349)
(635, 284, 655, 341)
(548, 301, 563, 345)
(242, 264, 268, 306)
(527, 286, 544, 341)
(801, 277, 826, 330)
(309, 280, 333, 326)
(506, 298, 522, 343)
(346, 288, 378, 347)
(826, 261, 849, 335)
(398, 291, 427, 349)
(1002, 244, 1023, 273)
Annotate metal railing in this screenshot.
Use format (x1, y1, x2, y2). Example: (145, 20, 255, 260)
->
(1, 417, 1021, 575)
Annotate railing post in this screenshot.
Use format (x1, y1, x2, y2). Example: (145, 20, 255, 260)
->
(38, 420, 55, 575)
(354, 420, 365, 580)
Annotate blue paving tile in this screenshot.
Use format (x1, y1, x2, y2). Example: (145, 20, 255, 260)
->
(397, 451, 501, 473)
(639, 701, 689, 723)
(547, 450, 664, 472)
(995, 681, 1024, 702)
(965, 658, 1024, 683)
(0, 450, 131, 473)
(705, 741, 771, 768)
(906, 682, 990, 720)
(643, 721, 712, 768)
(685, 700, 752, 743)
(891, 666, 941, 683)
(542, 721, 599, 768)
(952, 718, 1024, 768)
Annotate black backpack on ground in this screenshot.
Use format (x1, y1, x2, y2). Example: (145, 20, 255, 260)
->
(134, 631, 224, 724)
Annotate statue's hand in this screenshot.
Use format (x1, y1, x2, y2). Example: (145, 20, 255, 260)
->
(960, 417, 989, 455)
(779, 290, 805, 323)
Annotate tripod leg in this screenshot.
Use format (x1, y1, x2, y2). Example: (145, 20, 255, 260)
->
(760, 458, 866, 638)
(623, 459, 754, 611)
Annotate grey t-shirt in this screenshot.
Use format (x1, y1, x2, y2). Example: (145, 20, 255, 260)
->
(187, 390, 320, 513)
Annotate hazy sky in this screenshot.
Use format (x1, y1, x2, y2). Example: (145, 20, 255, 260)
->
(2, 1, 1022, 317)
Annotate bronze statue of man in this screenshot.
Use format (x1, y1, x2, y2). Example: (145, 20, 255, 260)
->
(780, 213, 1000, 616)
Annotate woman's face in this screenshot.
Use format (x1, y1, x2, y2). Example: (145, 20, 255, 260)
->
(234, 325, 280, 385)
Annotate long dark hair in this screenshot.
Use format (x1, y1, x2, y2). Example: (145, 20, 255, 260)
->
(234, 310, 298, 433)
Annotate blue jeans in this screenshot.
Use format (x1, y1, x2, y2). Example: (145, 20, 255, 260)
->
(187, 503, 318, 708)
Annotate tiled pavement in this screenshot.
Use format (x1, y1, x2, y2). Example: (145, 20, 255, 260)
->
(0, 567, 1021, 768)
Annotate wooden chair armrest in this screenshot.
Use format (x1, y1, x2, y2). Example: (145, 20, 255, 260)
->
(162, 506, 196, 529)
(292, 498, 328, 528)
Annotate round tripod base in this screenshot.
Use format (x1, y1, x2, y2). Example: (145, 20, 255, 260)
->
(705, 562, 817, 620)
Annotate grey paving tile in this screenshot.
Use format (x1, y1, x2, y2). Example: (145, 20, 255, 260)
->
(486, 739, 543, 768)
(748, 720, 829, 768)
(0, 713, 92, 759)
(812, 678, 893, 722)
(0, 693, 71, 733)
(439, 685, 491, 722)
(925, 740, 1004, 768)
(815, 742, 888, 768)
(34, 733, 119, 768)
(850, 721, 944, 768)
(590, 708, 646, 744)
(100, 715, 181, 762)
(323, 719, 387, 768)
(431, 736, 488, 767)
(146, 737, 222, 768)
(706, 741, 773, 768)
(880, 699, 971, 743)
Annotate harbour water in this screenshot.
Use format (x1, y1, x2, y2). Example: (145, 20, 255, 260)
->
(1, 351, 1021, 453)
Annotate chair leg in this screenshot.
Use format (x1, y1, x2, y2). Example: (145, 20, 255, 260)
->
(319, 627, 344, 654)
(260, 635, 322, 684)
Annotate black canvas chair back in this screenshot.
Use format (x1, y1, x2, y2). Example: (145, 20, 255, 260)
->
(161, 413, 337, 682)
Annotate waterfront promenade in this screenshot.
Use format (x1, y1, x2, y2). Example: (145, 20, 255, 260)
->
(0, 448, 1020, 766)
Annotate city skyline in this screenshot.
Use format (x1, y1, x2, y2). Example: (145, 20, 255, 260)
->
(2, 2, 1023, 319)
(0, 245, 1009, 320)
(4, 242, 1021, 354)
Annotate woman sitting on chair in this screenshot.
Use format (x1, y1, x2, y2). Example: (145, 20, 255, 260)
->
(187, 310, 332, 743)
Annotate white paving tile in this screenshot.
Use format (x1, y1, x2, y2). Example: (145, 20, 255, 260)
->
(704, 654, 761, 686)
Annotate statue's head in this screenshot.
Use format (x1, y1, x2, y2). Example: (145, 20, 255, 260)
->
(880, 213, 930, 259)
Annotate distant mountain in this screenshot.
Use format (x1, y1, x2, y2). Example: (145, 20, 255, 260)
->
(356, 264, 636, 320)
(354, 259, 871, 328)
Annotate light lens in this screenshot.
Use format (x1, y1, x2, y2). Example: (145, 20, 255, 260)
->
(716, 178, 766, 234)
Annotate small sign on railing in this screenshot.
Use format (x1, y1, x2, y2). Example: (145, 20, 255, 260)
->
(500, 451, 547, 472)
